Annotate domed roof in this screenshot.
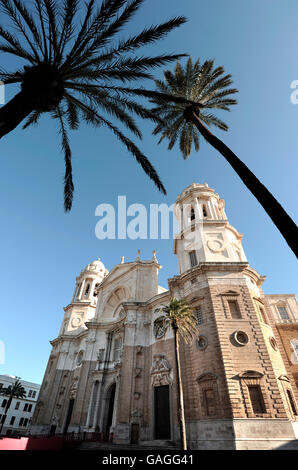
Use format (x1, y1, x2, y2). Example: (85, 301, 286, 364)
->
(83, 258, 106, 275)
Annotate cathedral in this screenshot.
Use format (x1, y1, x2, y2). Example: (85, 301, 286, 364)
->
(30, 183, 298, 450)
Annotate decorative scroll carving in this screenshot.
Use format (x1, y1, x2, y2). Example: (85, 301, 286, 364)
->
(151, 354, 172, 387)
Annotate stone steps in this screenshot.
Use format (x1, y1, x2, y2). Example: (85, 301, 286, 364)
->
(77, 440, 179, 451)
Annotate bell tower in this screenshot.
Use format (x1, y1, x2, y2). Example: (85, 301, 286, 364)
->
(59, 258, 108, 336)
(173, 183, 247, 274)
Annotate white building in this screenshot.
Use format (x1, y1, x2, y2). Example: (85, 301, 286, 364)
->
(0, 375, 40, 437)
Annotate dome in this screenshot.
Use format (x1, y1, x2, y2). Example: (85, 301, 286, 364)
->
(83, 258, 106, 275)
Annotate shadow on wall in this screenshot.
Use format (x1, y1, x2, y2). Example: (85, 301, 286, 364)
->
(274, 440, 298, 450)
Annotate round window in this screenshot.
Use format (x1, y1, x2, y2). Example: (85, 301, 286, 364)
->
(269, 337, 278, 351)
(233, 331, 249, 346)
(197, 336, 208, 351)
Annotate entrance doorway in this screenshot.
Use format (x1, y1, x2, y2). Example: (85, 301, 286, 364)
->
(131, 423, 139, 444)
(64, 398, 75, 434)
(154, 385, 171, 439)
(50, 425, 57, 436)
(104, 383, 116, 440)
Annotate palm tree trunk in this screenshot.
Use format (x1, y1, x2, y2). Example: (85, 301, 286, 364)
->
(173, 326, 187, 450)
(0, 91, 35, 139)
(184, 108, 298, 258)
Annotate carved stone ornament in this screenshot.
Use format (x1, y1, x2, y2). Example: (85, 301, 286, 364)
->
(69, 377, 79, 399)
(207, 238, 226, 253)
(131, 408, 142, 418)
(51, 415, 59, 426)
(151, 354, 172, 387)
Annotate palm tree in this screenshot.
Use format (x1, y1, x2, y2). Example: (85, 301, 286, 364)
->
(154, 297, 199, 450)
(0, 378, 26, 435)
(0, 0, 188, 211)
(150, 57, 298, 258)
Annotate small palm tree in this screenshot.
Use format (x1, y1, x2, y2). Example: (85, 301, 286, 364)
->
(154, 297, 199, 450)
(0, 378, 26, 435)
(150, 57, 298, 258)
(0, 0, 188, 211)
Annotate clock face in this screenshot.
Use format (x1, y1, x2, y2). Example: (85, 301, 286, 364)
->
(153, 319, 166, 339)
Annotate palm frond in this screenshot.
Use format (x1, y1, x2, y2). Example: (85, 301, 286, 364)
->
(57, 0, 80, 61)
(64, 92, 166, 194)
(43, 0, 59, 63)
(0, 0, 41, 62)
(151, 57, 238, 157)
(22, 109, 43, 129)
(54, 105, 74, 212)
(0, 25, 37, 62)
(11, 0, 44, 55)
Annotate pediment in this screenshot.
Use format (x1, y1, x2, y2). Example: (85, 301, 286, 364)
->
(220, 290, 239, 296)
(100, 263, 134, 286)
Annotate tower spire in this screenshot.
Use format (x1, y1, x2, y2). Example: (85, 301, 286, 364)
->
(174, 183, 247, 274)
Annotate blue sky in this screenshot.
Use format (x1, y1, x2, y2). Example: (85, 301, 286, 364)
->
(0, 0, 297, 384)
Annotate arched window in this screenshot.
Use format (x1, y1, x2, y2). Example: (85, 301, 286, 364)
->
(202, 205, 208, 218)
(113, 338, 123, 362)
(190, 207, 195, 221)
(85, 284, 90, 295)
(75, 282, 81, 300)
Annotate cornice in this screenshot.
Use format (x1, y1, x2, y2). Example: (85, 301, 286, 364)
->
(168, 262, 249, 286)
(64, 301, 96, 311)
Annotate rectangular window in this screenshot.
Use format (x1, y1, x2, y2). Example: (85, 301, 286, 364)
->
(32, 391, 37, 398)
(24, 403, 28, 411)
(28, 404, 32, 412)
(204, 389, 216, 416)
(19, 418, 24, 426)
(248, 385, 266, 414)
(15, 401, 20, 410)
(277, 306, 289, 320)
(189, 251, 198, 268)
(23, 418, 28, 427)
(195, 306, 203, 325)
(286, 390, 297, 416)
(1, 399, 7, 408)
(10, 416, 15, 425)
(228, 300, 241, 319)
(113, 338, 122, 362)
(28, 390, 32, 397)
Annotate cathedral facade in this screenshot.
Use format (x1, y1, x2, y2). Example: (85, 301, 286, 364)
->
(30, 183, 298, 450)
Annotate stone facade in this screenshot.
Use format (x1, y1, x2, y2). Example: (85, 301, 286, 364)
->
(29, 183, 298, 449)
